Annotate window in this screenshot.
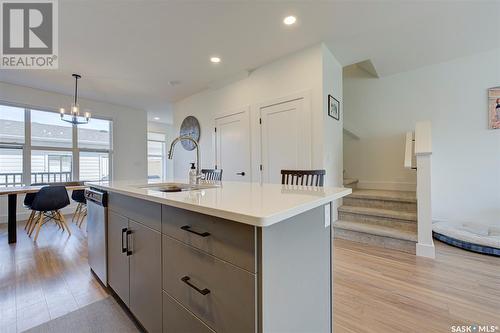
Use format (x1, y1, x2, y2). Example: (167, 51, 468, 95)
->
(0, 104, 112, 186)
(31, 150, 72, 183)
(79, 152, 109, 181)
(78, 118, 111, 150)
(0, 147, 23, 186)
(31, 109, 73, 148)
(0, 105, 25, 144)
(148, 132, 165, 180)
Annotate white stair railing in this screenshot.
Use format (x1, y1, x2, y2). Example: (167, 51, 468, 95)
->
(414, 122, 435, 258)
(404, 122, 435, 258)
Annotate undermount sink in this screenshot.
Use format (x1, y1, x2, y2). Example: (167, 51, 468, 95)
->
(139, 182, 219, 192)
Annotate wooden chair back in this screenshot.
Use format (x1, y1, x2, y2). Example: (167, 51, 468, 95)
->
(280, 169, 325, 186)
(201, 169, 223, 181)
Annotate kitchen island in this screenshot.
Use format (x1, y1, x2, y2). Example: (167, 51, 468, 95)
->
(87, 180, 351, 333)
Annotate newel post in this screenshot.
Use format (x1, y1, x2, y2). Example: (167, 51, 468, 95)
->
(415, 121, 435, 258)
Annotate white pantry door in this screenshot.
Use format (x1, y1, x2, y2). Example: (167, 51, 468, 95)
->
(260, 97, 311, 183)
(214, 108, 251, 182)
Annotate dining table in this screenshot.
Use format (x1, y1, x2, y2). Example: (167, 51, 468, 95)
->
(0, 184, 87, 243)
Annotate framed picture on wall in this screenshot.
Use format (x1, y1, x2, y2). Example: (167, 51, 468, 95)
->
(328, 95, 340, 120)
(488, 87, 500, 129)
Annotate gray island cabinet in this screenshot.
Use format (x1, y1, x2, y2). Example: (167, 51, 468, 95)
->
(91, 181, 351, 333)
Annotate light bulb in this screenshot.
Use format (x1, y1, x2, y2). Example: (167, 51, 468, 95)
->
(283, 16, 297, 25)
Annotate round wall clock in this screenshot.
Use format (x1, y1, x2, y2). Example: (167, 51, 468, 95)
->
(179, 116, 200, 151)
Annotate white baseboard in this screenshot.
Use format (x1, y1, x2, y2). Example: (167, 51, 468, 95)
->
(416, 242, 436, 259)
(357, 180, 417, 192)
(0, 204, 77, 224)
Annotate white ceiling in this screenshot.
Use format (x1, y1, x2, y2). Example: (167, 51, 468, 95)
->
(1, 1, 499, 122)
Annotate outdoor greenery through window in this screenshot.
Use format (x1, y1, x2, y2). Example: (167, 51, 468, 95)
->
(0, 103, 112, 186)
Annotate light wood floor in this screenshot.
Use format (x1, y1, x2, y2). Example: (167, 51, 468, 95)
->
(1, 220, 499, 333)
(0, 218, 108, 333)
(333, 239, 500, 333)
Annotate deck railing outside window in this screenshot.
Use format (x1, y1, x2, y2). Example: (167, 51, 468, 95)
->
(31, 171, 72, 184)
(0, 172, 23, 187)
(0, 171, 73, 187)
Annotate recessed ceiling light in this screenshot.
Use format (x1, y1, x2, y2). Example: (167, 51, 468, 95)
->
(154, 117, 160, 121)
(283, 15, 297, 25)
(210, 57, 221, 63)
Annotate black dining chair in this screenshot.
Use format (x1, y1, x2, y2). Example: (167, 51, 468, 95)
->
(29, 186, 71, 241)
(23, 193, 38, 233)
(201, 169, 223, 181)
(71, 189, 87, 227)
(281, 169, 326, 186)
(23, 183, 48, 233)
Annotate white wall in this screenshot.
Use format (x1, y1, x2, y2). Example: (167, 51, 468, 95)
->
(322, 45, 343, 189)
(344, 48, 500, 225)
(0, 81, 148, 222)
(173, 44, 343, 189)
(173, 44, 324, 182)
(321, 45, 344, 220)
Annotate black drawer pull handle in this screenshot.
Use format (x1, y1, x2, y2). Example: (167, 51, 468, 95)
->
(236, 172, 245, 176)
(121, 228, 127, 253)
(126, 230, 132, 256)
(181, 276, 210, 295)
(181, 225, 210, 237)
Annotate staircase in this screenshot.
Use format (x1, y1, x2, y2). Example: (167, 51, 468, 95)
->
(334, 187, 418, 254)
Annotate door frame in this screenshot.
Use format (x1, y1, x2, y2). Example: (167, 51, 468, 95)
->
(254, 90, 312, 183)
(213, 105, 252, 182)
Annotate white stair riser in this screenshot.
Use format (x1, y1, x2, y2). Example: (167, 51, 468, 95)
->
(333, 228, 416, 254)
(343, 197, 416, 212)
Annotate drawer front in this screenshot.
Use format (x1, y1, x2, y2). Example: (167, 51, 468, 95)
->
(163, 292, 215, 333)
(109, 193, 161, 232)
(162, 205, 256, 272)
(163, 236, 256, 333)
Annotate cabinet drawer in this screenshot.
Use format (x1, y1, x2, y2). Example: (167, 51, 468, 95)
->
(163, 291, 215, 333)
(109, 193, 161, 231)
(162, 205, 256, 272)
(163, 236, 256, 333)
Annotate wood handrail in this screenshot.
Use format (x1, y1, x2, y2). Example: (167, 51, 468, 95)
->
(404, 131, 414, 169)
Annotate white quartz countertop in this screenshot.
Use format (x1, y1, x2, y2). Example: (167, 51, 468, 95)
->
(86, 180, 352, 227)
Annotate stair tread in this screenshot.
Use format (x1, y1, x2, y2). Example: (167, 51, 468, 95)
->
(343, 178, 359, 186)
(334, 220, 417, 242)
(349, 189, 417, 203)
(339, 205, 417, 221)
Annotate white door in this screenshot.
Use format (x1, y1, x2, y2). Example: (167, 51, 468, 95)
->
(215, 108, 251, 182)
(260, 97, 311, 183)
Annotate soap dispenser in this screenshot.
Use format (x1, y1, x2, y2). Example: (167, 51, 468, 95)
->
(189, 163, 197, 185)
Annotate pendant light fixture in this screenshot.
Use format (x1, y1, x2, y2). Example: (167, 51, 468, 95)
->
(59, 73, 91, 125)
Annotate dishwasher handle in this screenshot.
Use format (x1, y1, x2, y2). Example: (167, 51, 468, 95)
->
(85, 189, 108, 206)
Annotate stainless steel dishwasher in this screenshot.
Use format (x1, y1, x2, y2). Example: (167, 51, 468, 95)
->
(85, 188, 108, 285)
